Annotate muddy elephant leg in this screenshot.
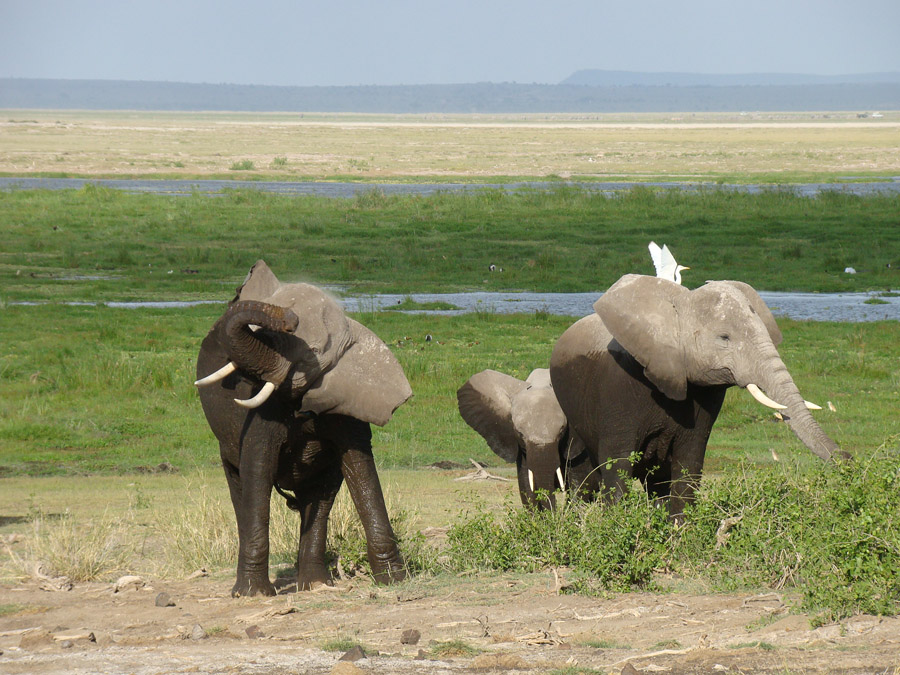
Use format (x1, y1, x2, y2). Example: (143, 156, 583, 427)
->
(321, 415, 406, 584)
(294, 464, 344, 590)
(225, 430, 282, 597)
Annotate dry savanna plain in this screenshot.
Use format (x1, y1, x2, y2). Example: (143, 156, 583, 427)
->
(1, 110, 900, 674)
(1, 109, 899, 181)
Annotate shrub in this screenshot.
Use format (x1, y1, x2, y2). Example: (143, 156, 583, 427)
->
(444, 485, 673, 593)
(229, 160, 255, 171)
(677, 438, 900, 623)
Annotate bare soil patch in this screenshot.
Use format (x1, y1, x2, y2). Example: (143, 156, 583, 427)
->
(1, 571, 897, 674)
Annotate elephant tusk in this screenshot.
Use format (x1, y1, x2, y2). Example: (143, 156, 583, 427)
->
(528, 469, 535, 492)
(556, 467, 565, 490)
(234, 381, 276, 409)
(805, 400, 822, 410)
(194, 361, 236, 387)
(746, 383, 787, 410)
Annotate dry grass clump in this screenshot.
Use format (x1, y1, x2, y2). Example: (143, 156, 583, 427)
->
(5, 509, 134, 583)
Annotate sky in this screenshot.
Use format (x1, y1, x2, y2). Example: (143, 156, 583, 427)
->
(1, 0, 899, 87)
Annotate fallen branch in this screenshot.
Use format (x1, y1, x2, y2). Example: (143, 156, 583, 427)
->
(453, 459, 512, 482)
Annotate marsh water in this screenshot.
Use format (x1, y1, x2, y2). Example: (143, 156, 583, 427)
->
(93, 290, 900, 322)
(2, 176, 900, 197)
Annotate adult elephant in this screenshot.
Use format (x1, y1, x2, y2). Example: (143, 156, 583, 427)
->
(195, 261, 412, 596)
(457, 368, 590, 509)
(550, 274, 842, 519)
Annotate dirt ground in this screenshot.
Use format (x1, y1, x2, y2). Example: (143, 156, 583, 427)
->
(1, 568, 898, 675)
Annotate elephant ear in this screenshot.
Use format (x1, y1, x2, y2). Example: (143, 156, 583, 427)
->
(716, 280, 783, 346)
(525, 368, 552, 388)
(594, 274, 690, 400)
(457, 370, 527, 463)
(233, 260, 281, 304)
(298, 319, 412, 427)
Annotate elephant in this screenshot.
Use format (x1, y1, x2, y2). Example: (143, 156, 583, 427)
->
(457, 368, 592, 509)
(549, 274, 842, 520)
(195, 260, 412, 596)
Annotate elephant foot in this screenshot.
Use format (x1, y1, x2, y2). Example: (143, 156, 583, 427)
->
(371, 559, 407, 585)
(231, 575, 276, 598)
(297, 564, 333, 591)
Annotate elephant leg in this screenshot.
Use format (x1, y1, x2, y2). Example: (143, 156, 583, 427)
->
(321, 415, 406, 585)
(228, 428, 283, 597)
(294, 464, 344, 590)
(667, 448, 705, 524)
(598, 455, 631, 503)
(221, 456, 274, 597)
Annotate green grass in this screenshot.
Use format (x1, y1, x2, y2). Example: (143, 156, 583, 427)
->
(2, 303, 894, 476)
(2, 187, 899, 304)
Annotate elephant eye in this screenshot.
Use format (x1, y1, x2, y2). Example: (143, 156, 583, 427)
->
(718, 333, 731, 342)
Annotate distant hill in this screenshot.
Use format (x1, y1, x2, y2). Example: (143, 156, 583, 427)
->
(561, 70, 900, 87)
(1, 77, 899, 113)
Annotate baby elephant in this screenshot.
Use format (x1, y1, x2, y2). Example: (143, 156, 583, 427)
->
(458, 368, 585, 509)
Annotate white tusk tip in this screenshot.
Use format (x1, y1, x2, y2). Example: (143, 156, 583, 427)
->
(234, 381, 276, 409)
(805, 400, 822, 410)
(194, 361, 237, 387)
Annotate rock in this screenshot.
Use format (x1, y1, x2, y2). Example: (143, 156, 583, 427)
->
(114, 575, 146, 592)
(400, 628, 421, 645)
(472, 652, 526, 669)
(339, 645, 366, 661)
(155, 592, 176, 607)
(59, 640, 74, 649)
(190, 624, 207, 641)
(19, 629, 55, 650)
(331, 663, 364, 675)
(245, 625, 264, 639)
(621, 664, 641, 675)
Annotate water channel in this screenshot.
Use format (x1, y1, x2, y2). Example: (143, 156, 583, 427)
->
(86, 290, 898, 322)
(2, 177, 900, 197)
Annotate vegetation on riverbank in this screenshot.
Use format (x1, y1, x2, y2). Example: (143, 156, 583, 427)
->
(2, 186, 899, 302)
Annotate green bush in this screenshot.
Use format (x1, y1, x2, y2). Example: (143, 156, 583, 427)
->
(677, 438, 900, 623)
(445, 485, 673, 593)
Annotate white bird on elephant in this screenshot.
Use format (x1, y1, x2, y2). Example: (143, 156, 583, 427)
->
(648, 241, 689, 284)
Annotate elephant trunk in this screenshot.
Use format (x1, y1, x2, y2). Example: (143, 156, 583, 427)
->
(518, 443, 563, 510)
(223, 300, 299, 385)
(749, 341, 841, 462)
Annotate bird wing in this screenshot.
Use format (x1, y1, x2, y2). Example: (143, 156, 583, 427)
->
(659, 245, 678, 276)
(648, 241, 663, 275)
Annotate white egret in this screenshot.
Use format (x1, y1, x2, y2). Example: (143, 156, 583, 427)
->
(648, 241, 689, 284)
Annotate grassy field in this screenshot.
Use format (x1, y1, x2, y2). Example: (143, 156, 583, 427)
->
(0, 303, 896, 477)
(2, 187, 899, 301)
(1, 110, 899, 182)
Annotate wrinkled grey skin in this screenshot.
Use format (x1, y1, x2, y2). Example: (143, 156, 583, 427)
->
(457, 368, 592, 509)
(196, 261, 412, 596)
(550, 274, 843, 520)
